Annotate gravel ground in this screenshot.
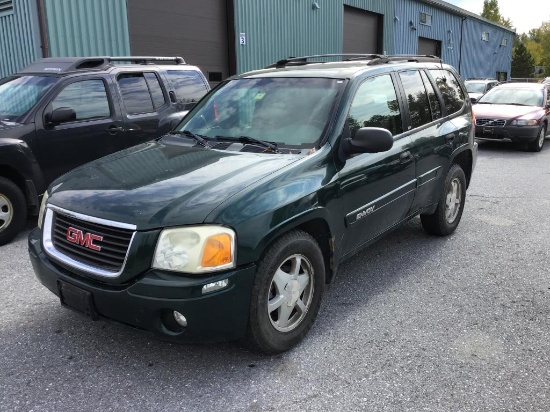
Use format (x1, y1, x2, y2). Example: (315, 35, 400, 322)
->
(1, 138, 550, 411)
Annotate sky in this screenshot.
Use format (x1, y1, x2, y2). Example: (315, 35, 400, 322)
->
(445, 0, 550, 34)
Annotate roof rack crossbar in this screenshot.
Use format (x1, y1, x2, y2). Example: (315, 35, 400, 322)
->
(367, 55, 442, 66)
(107, 56, 186, 65)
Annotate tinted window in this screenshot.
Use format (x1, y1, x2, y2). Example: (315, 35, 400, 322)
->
(118, 73, 154, 114)
(51, 80, 110, 121)
(399, 70, 432, 129)
(421, 71, 442, 120)
(429, 69, 465, 114)
(166, 70, 208, 109)
(348, 74, 403, 136)
(144, 72, 166, 109)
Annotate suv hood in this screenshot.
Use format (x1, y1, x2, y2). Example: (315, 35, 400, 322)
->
(48, 142, 301, 230)
(473, 104, 543, 119)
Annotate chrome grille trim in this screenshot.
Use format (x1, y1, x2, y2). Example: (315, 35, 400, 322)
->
(43, 205, 136, 278)
(476, 118, 506, 127)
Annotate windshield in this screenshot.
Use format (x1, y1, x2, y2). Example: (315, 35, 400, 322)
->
(478, 87, 544, 106)
(465, 81, 487, 94)
(176, 77, 343, 148)
(0, 76, 58, 121)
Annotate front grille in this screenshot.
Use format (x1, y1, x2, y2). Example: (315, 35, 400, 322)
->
(476, 118, 506, 127)
(52, 212, 134, 272)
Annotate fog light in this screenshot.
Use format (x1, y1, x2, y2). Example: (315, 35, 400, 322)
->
(202, 279, 229, 294)
(173, 311, 187, 327)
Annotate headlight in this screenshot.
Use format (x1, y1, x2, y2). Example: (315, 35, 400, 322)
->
(37, 191, 49, 229)
(152, 226, 236, 274)
(511, 119, 538, 126)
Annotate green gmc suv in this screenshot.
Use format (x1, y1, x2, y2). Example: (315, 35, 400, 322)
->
(28, 54, 477, 353)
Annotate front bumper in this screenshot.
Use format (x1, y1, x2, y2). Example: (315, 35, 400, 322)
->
(28, 227, 256, 343)
(475, 124, 540, 142)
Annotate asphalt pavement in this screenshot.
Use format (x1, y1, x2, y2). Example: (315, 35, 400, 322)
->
(1, 138, 550, 411)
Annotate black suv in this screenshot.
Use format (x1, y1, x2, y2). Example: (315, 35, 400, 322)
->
(29, 54, 477, 353)
(0, 56, 209, 245)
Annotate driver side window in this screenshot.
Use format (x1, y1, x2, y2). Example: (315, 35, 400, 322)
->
(51, 80, 110, 122)
(347, 74, 403, 137)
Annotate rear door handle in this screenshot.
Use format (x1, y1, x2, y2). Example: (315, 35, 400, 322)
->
(106, 125, 124, 135)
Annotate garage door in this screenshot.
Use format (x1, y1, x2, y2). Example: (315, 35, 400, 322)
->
(418, 37, 442, 57)
(343, 6, 382, 55)
(126, 0, 234, 85)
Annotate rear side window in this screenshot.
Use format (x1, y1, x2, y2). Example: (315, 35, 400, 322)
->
(348, 74, 403, 136)
(118, 72, 166, 114)
(421, 71, 442, 120)
(51, 80, 110, 121)
(429, 69, 465, 115)
(399, 70, 432, 129)
(166, 70, 208, 109)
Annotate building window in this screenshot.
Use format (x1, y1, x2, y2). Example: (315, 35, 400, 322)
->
(501, 38, 508, 47)
(0, 0, 13, 17)
(419, 12, 432, 26)
(481, 32, 490, 42)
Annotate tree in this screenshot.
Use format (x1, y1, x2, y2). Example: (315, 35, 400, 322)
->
(511, 37, 535, 78)
(481, 0, 513, 29)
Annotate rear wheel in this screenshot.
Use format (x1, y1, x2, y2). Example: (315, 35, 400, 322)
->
(421, 164, 466, 236)
(0, 177, 27, 246)
(527, 125, 546, 152)
(246, 230, 325, 354)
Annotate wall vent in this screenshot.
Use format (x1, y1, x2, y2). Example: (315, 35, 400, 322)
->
(0, 0, 13, 16)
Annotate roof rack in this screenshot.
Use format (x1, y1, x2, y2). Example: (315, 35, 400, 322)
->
(18, 56, 186, 75)
(266, 54, 442, 69)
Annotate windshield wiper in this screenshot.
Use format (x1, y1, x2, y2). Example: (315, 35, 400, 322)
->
(172, 130, 210, 148)
(216, 135, 280, 153)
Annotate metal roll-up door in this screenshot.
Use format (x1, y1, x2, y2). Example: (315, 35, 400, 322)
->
(418, 37, 442, 57)
(343, 6, 383, 55)
(126, 0, 233, 85)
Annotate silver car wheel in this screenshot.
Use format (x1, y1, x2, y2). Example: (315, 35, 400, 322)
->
(445, 177, 462, 224)
(267, 254, 314, 332)
(0, 194, 14, 231)
(538, 127, 545, 149)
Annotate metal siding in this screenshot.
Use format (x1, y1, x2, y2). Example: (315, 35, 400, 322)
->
(234, 0, 395, 74)
(0, 0, 41, 77)
(394, 0, 513, 79)
(44, 0, 130, 57)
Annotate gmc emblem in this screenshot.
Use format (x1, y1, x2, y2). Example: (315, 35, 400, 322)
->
(66, 227, 103, 251)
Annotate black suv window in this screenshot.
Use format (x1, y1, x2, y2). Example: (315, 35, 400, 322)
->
(348, 74, 403, 136)
(399, 70, 432, 129)
(429, 69, 465, 115)
(118, 73, 165, 114)
(421, 71, 442, 121)
(51, 80, 110, 121)
(0, 76, 58, 121)
(166, 70, 208, 109)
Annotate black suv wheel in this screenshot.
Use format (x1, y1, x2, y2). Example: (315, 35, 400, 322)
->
(0, 177, 27, 246)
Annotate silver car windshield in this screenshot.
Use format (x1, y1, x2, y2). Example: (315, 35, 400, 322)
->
(479, 88, 544, 106)
(177, 77, 343, 148)
(0, 76, 58, 121)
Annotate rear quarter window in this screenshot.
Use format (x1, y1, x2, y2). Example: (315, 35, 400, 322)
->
(429, 69, 465, 115)
(166, 70, 208, 109)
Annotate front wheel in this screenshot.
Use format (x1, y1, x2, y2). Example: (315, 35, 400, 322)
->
(246, 230, 325, 354)
(421, 164, 466, 236)
(0, 177, 27, 246)
(527, 124, 546, 152)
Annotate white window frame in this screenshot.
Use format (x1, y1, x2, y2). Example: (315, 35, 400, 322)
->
(501, 38, 508, 47)
(419, 12, 432, 26)
(481, 32, 490, 42)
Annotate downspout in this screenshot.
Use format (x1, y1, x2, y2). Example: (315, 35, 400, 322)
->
(36, 0, 49, 57)
(458, 17, 466, 75)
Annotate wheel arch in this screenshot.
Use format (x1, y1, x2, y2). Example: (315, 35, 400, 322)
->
(450, 147, 473, 189)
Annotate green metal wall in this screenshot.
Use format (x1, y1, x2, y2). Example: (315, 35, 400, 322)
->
(0, 0, 41, 77)
(44, 0, 130, 57)
(234, 0, 395, 73)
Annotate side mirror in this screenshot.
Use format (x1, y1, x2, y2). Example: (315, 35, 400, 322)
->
(341, 127, 394, 155)
(48, 107, 76, 125)
(470, 97, 478, 104)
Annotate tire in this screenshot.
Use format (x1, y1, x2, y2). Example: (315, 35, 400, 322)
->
(246, 230, 325, 354)
(0, 177, 27, 246)
(527, 125, 546, 152)
(420, 164, 467, 236)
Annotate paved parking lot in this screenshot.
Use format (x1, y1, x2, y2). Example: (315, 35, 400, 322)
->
(1, 139, 550, 411)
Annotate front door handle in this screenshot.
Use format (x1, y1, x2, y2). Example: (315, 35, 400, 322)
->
(106, 125, 124, 135)
(400, 151, 413, 164)
(445, 133, 455, 143)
